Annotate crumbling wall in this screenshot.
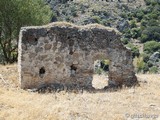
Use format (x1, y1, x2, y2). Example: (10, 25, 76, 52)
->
(18, 22, 137, 89)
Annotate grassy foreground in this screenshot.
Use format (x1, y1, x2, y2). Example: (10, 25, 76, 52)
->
(0, 64, 160, 120)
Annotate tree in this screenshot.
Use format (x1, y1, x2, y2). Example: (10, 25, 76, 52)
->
(0, 0, 53, 63)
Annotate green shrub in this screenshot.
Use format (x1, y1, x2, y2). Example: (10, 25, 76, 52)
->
(120, 12, 127, 18)
(144, 41, 160, 54)
(148, 19, 159, 26)
(65, 16, 71, 21)
(142, 53, 150, 63)
(101, 19, 107, 26)
(134, 57, 148, 73)
(143, 15, 150, 21)
(149, 13, 159, 19)
(102, 11, 110, 17)
(121, 4, 129, 11)
(144, 0, 152, 5)
(70, 6, 76, 13)
(143, 63, 149, 73)
(121, 38, 129, 45)
(136, 11, 144, 20)
(140, 34, 148, 43)
(127, 43, 140, 58)
(141, 19, 147, 26)
(140, 26, 160, 42)
(80, 4, 86, 13)
(130, 28, 141, 39)
(128, 13, 133, 20)
(149, 66, 158, 73)
(91, 16, 101, 23)
(147, 61, 153, 67)
(62, 9, 66, 15)
(72, 11, 78, 17)
(130, 20, 137, 28)
(124, 29, 132, 38)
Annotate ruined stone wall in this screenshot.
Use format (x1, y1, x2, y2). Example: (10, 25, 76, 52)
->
(18, 22, 137, 89)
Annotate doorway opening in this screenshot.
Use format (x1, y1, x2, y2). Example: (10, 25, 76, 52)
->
(92, 59, 110, 89)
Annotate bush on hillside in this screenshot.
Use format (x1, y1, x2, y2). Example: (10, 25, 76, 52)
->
(140, 26, 160, 42)
(144, 41, 160, 54)
(149, 66, 158, 73)
(133, 56, 149, 73)
(91, 16, 101, 24)
(127, 43, 140, 58)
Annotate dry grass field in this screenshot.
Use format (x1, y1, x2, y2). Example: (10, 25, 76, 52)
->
(0, 64, 160, 120)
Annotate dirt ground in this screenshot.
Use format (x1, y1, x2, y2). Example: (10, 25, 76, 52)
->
(0, 64, 160, 120)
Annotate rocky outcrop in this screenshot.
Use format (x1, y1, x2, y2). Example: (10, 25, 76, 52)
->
(149, 52, 160, 70)
(18, 22, 137, 89)
(149, 52, 160, 63)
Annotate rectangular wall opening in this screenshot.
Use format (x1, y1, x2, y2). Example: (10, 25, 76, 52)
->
(92, 59, 110, 89)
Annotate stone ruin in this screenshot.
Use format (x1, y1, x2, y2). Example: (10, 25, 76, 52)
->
(18, 22, 137, 90)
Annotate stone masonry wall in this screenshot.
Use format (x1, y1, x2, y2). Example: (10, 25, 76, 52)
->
(18, 22, 137, 89)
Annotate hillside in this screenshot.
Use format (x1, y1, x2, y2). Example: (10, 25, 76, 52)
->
(48, 0, 145, 27)
(0, 64, 160, 120)
(46, 0, 160, 73)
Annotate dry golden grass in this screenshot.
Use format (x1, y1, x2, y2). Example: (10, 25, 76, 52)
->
(0, 64, 160, 120)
